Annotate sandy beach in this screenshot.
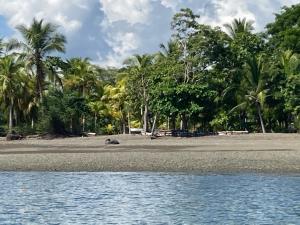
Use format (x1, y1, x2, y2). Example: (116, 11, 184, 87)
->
(0, 133, 299, 174)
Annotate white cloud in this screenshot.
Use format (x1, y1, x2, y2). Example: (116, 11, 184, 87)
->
(0, 0, 87, 33)
(199, 0, 257, 30)
(100, 0, 152, 25)
(160, 0, 180, 11)
(0, 0, 298, 67)
(99, 32, 140, 67)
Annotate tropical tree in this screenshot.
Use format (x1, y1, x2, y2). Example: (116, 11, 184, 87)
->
(124, 54, 153, 132)
(64, 58, 100, 97)
(224, 18, 254, 39)
(232, 55, 269, 133)
(64, 58, 102, 133)
(266, 4, 300, 53)
(280, 50, 300, 130)
(0, 56, 25, 133)
(16, 18, 66, 99)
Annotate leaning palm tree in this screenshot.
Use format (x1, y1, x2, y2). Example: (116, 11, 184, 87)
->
(231, 55, 268, 133)
(0, 56, 24, 133)
(16, 18, 66, 99)
(224, 18, 254, 39)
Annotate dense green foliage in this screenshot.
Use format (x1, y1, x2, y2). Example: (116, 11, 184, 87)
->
(0, 4, 299, 136)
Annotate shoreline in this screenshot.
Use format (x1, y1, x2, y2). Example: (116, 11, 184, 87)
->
(0, 134, 299, 174)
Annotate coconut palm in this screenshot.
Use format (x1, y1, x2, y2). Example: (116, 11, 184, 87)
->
(224, 18, 254, 39)
(231, 55, 268, 133)
(0, 56, 25, 133)
(16, 18, 66, 99)
(64, 58, 100, 97)
(64, 58, 102, 133)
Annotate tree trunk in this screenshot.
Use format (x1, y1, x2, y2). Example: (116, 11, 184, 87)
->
(151, 115, 157, 136)
(70, 118, 73, 133)
(143, 104, 148, 133)
(122, 123, 125, 134)
(31, 118, 34, 129)
(171, 117, 176, 130)
(167, 117, 170, 130)
(82, 115, 85, 133)
(180, 114, 188, 130)
(9, 102, 13, 133)
(256, 103, 266, 133)
(94, 113, 97, 133)
(128, 112, 131, 134)
(36, 58, 45, 101)
(14, 109, 17, 127)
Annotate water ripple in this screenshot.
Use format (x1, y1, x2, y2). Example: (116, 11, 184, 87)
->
(0, 172, 299, 224)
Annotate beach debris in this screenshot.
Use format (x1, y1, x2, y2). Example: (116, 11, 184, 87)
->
(105, 138, 120, 144)
(6, 133, 23, 141)
(150, 135, 157, 140)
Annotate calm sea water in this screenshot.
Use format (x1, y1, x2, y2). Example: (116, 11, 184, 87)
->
(0, 172, 299, 225)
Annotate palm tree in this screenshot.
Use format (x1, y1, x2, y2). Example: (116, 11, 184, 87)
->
(64, 58, 100, 97)
(16, 18, 66, 99)
(224, 18, 254, 39)
(124, 54, 153, 132)
(64, 58, 101, 133)
(280, 50, 300, 129)
(101, 73, 129, 134)
(231, 55, 268, 133)
(0, 56, 24, 133)
(159, 40, 180, 58)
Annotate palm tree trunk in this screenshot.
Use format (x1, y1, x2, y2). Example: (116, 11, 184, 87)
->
(256, 103, 266, 133)
(36, 58, 44, 101)
(9, 101, 13, 133)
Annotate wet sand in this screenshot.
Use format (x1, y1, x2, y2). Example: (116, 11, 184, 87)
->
(0, 134, 299, 174)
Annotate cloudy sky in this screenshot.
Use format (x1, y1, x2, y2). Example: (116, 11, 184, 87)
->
(0, 0, 298, 67)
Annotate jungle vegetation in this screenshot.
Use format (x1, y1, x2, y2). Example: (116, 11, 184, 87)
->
(0, 4, 299, 136)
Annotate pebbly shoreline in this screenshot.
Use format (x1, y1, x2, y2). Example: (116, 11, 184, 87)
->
(0, 134, 299, 174)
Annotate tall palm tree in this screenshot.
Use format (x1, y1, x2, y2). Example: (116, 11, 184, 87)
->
(16, 18, 66, 99)
(232, 55, 268, 133)
(64, 58, 101, 133)
(0, 56, 24, 133)
(224, 18, 254, 39)
(124, 54, 153, 132)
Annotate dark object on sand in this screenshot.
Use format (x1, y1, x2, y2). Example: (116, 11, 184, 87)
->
(105, 138, 120, 144)
(150, 135, 157, 140)
(6, 132, 23, 141)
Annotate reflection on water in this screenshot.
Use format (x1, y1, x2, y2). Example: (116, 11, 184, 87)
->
(0, 172, 299, 224)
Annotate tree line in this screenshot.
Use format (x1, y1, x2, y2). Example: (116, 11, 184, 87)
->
(0, 4, 299, 137)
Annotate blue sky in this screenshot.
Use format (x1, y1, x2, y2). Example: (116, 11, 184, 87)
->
(0, 0, 298, 67)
